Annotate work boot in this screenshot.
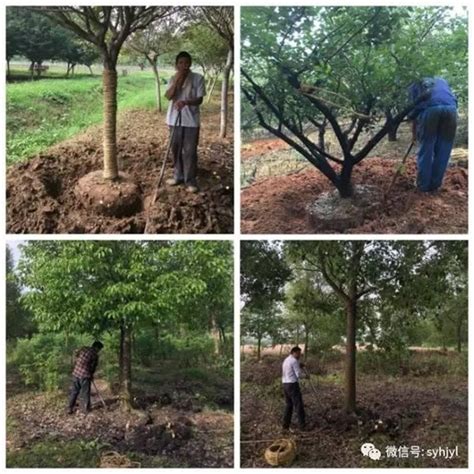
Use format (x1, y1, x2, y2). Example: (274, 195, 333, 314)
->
(186, 185, 199, 193)
(166, 178, 183, 186)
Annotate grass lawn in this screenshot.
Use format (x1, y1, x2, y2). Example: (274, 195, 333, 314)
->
(6, 68, 172, 165)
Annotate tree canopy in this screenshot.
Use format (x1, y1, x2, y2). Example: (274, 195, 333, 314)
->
(241, 6, 468, 197)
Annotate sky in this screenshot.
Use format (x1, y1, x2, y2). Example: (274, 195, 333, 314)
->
(6, 240, 24, 266)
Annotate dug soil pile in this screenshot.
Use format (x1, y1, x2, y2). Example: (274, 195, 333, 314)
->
(7, 109, 233, 234)
(241, 157, 467, 234)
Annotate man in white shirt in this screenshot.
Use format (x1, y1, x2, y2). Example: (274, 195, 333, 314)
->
(165, 51, 206, 193)
(282, 346, 307, 430)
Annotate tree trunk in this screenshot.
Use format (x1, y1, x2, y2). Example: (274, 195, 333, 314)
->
(66, 62, 71, 77)
(304, 325, 309, 361)
(151, 62, 162, 113)
(7, 59, 11, 80)
(337, 162, 354, 198)
(457, 318, 462, 353)
(102, 66, 119, 179)
(210, 314, 221, 355)
(295, 327, 300, 346)
(345, 300, 357, 413)
(119, 324, 133, 410)
(385, 110, 399, 141)
(88, 65, 93, 76)
(219, 48, 233, 139)
(207, 74, 219, 104)
(257, 336, 262, 361)
(30, 61, 35, 80)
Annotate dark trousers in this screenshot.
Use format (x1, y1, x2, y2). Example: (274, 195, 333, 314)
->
(282, 382, 306, 429)
(170, 126, 200, 186)
(416, 105, 457, 192)
(68, 377, 92, 413)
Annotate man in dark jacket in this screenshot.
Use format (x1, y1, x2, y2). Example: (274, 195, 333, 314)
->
(67, 341, 103, 414)
(408, 77, 457, 192)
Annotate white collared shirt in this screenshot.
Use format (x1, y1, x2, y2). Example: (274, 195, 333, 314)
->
(282, 354, 302, 383)
(166, 71, 206, 128)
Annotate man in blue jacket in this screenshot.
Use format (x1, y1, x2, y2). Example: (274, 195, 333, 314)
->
(408, 77, 457, 193)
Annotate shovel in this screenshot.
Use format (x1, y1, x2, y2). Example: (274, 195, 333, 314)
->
(383, 140, 415, 206)
(144, 110, 182, 233)
(92, 380, 107, 409)
(151, 110, 182, 205)
(302, 367, 318, 398)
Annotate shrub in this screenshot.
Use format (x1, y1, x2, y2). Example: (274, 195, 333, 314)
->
(8, 333, 89, 391)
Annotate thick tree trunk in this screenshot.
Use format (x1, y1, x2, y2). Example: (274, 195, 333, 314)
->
(257, 336, 262, 361)
(119, 324, 133, 410)
(30, 61, 35, 80)
(219, 48, 233, 139)
(151, 62, 162, 112)
(345, 300, 357, 413)
(102, 66, 119, 179)
(337, 162, 354, 198)
(387, 124, 398, 142)
(88, 65, 93, 76)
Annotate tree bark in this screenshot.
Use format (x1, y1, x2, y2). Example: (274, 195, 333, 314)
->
(88, 65, 93, 76)
(150, 61, 162, 112)
(385, 110, 399, 141)
(119, 324, 133, 410)
(387, 123, 398, 141)
(102, 66, 119, 179)
(210, 314, 221, 355)
(219, 48, 233, 139)
(257, 336, 261, 361)
(207, 73, 219, 104)
(337, 162, 354, 198)
(304, 325, 309, 361)
(345, 299, 357, 413)
(7, 59, 11, 80)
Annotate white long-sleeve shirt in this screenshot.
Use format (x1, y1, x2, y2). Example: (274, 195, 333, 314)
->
(282, 354, 302, 383)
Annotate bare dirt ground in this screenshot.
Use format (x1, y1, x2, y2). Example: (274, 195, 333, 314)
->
(7, 105, 233, 234)
(7, 377, 233, 468)
(241, 137, 467, 234)
(241, 354, 467, 468)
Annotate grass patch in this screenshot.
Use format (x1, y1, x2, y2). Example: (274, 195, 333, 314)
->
(6, 438, 103, 468)
(6, 70, 170, 165)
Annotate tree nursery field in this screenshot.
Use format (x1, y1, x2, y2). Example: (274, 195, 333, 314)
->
(6, 241, 234, 468)
(240, 240, 467, 468)
(241, 7, 468, 234)
(6, 6, 234, 234)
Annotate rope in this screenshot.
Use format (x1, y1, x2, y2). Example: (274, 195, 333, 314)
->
(99, 451, 141, 468)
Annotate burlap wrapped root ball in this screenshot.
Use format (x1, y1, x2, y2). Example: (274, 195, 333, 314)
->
(264, 438, 297, 466)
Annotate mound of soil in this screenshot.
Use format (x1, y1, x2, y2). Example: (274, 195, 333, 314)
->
(7, 108, 233, 234)
(241, 158, 467, 234)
